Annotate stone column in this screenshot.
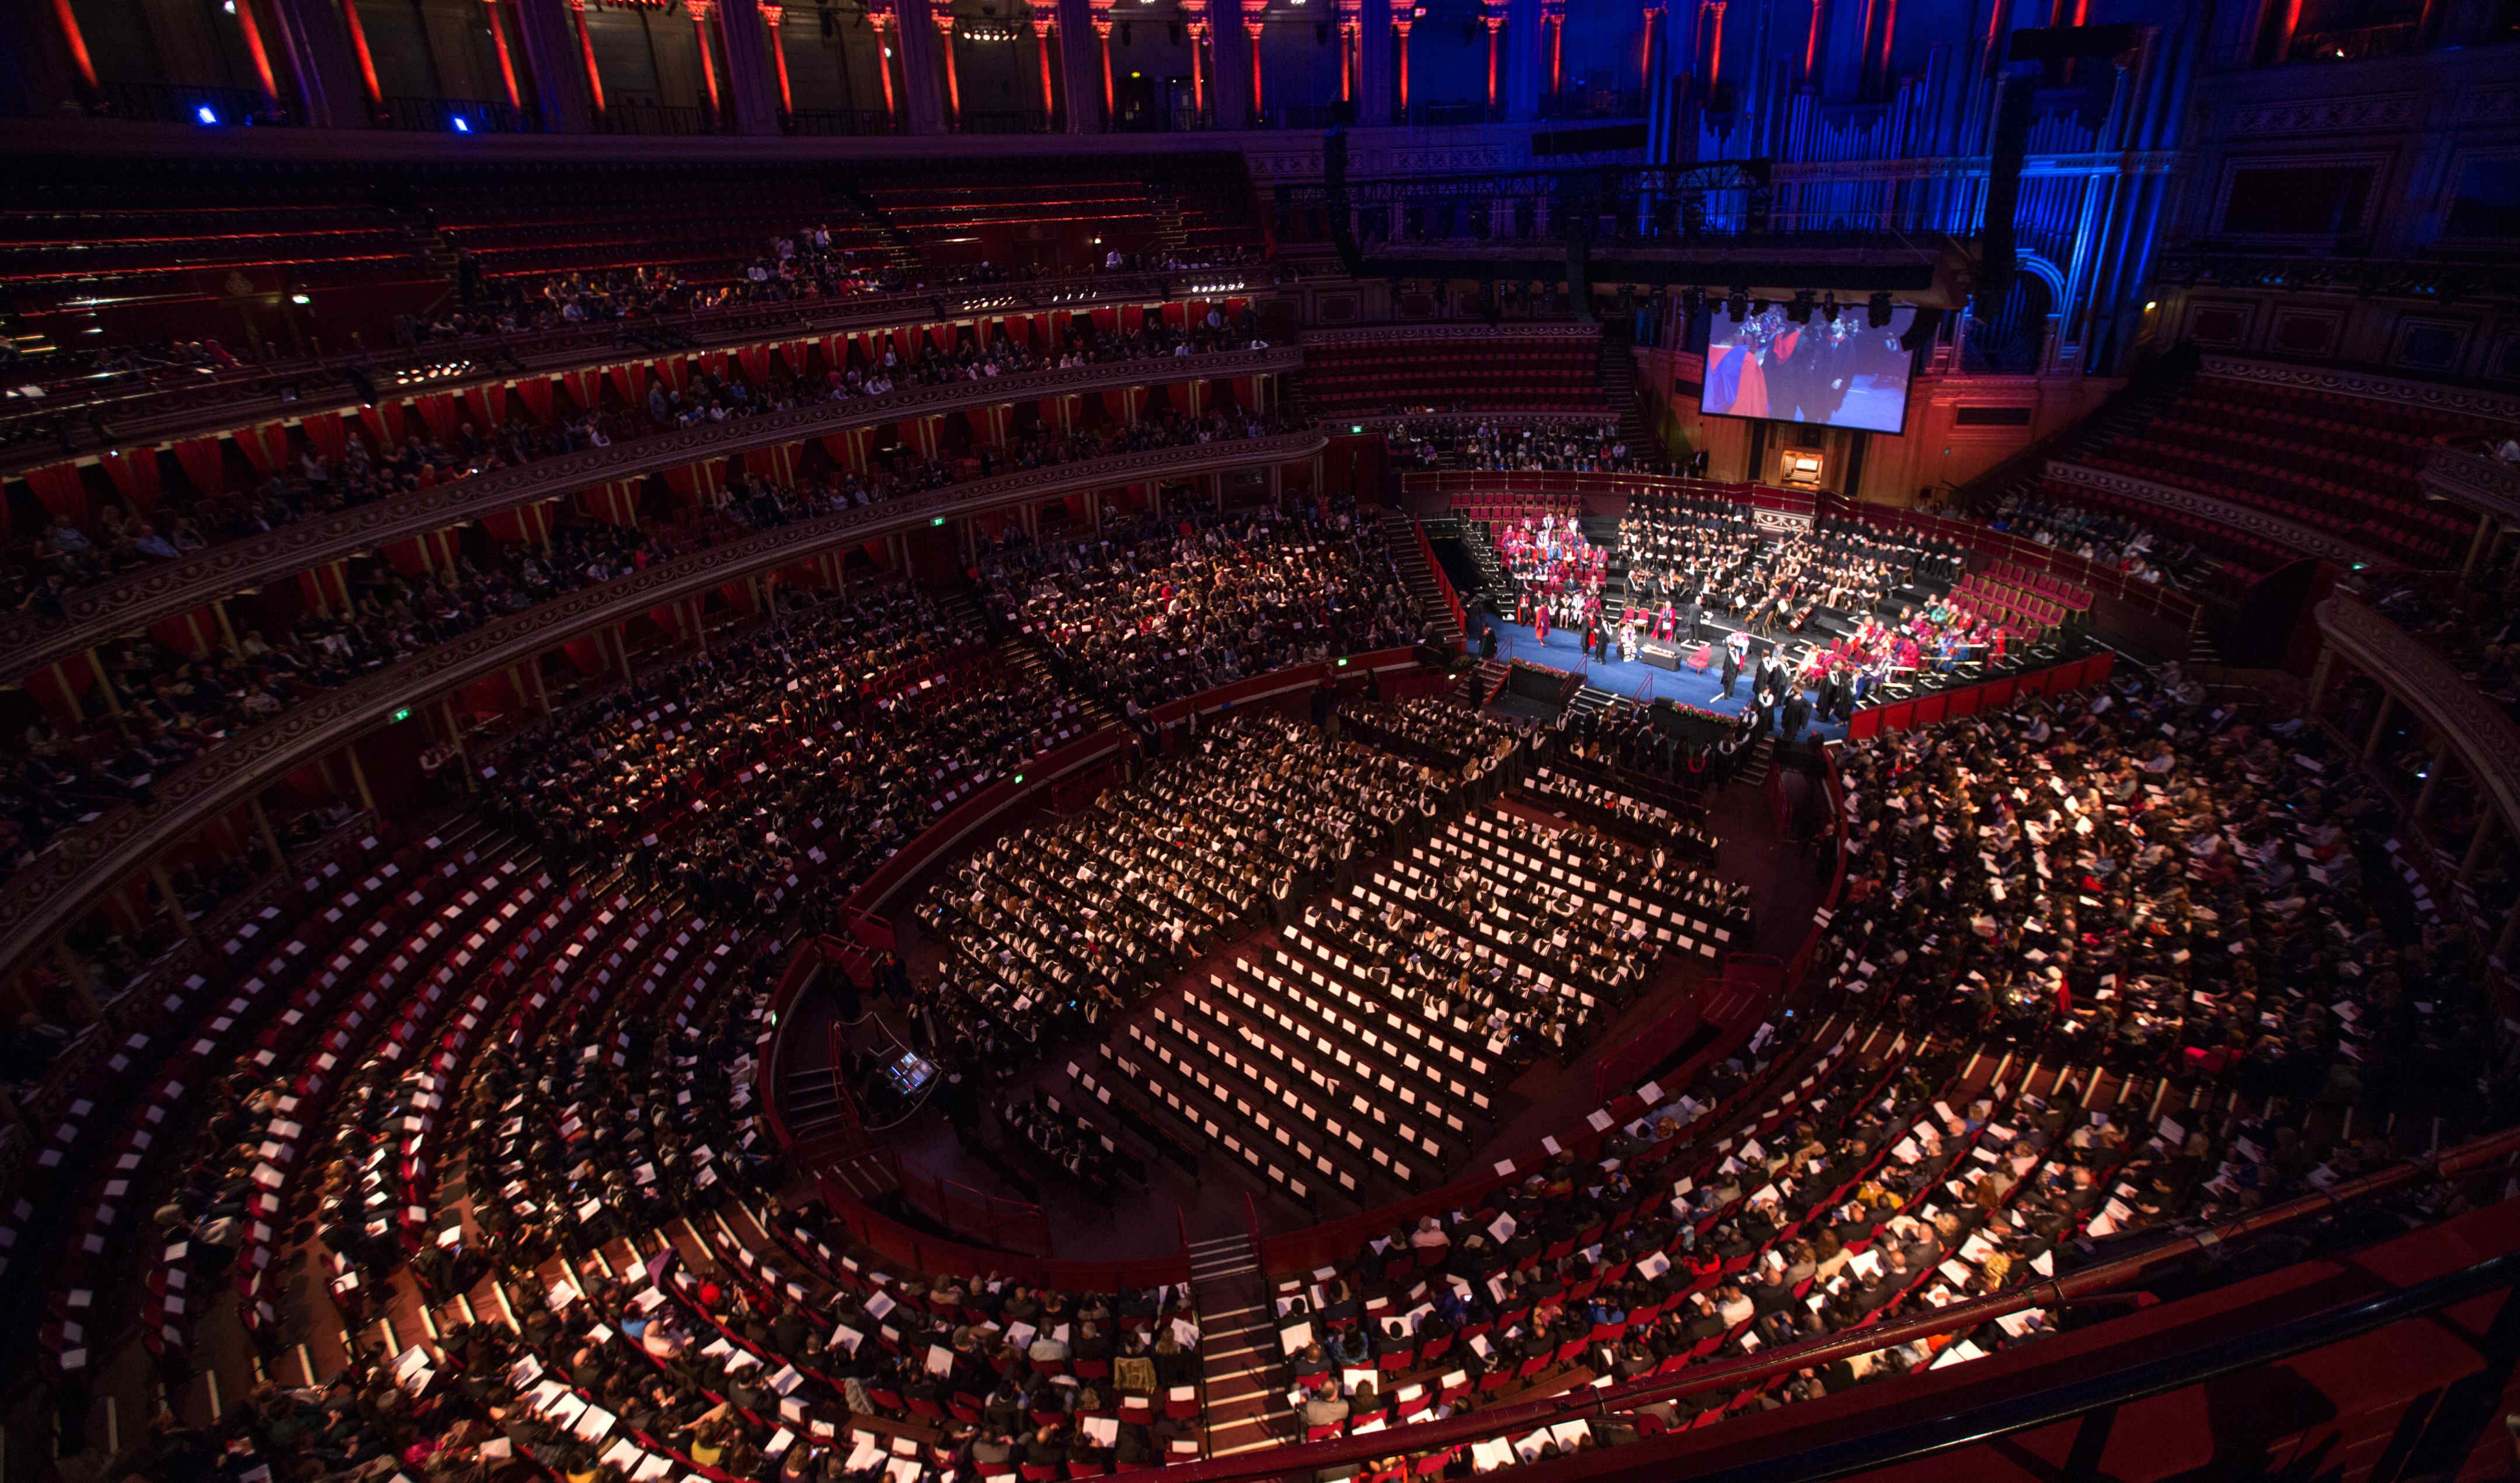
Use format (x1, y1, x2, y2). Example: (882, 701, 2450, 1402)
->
(716, 0, 783, 131)
(893, 0, 948, 133)
(511, 0, 593, 128)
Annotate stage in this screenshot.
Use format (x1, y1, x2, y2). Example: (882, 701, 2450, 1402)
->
(1468, 611, 1855, 743)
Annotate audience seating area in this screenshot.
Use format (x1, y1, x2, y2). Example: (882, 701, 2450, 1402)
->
(2069, 374, 2493, 567)
(1303, 335, 1605, 417)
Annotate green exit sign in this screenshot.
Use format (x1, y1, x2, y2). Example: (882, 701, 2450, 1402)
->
(391, 707, 412, 723)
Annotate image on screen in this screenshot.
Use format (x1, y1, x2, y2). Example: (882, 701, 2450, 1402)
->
(1700, 303, 1917, 434)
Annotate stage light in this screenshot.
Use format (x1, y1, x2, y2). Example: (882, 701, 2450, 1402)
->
(196, 105, 220, 124)
(453, 117, 471, 132)
(290, 294, 311, 304)
(2143, 300, 2157, 311)
(1867, 293, 1894, 328)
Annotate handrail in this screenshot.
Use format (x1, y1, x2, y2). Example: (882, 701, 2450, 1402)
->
(0, 431, 1328, 994)
(1132, 1122, 2520, 1483)
(1, 344, 1303, 680)
(1412, 516, 1465, 635)
(0, 269, 1242, 465)
(2421, 435, 2520, 524)
(2314, 589, 2520, 843)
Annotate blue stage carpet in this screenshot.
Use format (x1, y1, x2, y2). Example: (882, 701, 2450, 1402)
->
(1468, 612, 1852, 743)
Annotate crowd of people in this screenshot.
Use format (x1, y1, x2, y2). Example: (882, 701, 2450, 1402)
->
(910, 712, 1461, 1095)
(976, 497, 1429, 716)
(8, 316, 1276, 621)
(1386, 420, 1650, 474)
(485, 584, 1083, 927)
(1986, 489, 2202, 589)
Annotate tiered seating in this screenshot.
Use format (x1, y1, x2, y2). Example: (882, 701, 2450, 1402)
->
(421, 169, 880, 286)
(2073, 374, 2493, 567)
(1303, 335, 1605, 416)
(25, 826, 406, 1371)
(1450, 492, 1583, 529)
(0, 189, 434, 348)
(1945, 572, 2069, 640)
(1981, 559, 2092, 612)
(2021, 475, 2292, 585)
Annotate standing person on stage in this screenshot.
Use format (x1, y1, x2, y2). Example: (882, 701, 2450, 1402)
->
(1534, 600, 1550, 647)
(1782, 686, 1812, 748)
(1720, 635, 1743, 699)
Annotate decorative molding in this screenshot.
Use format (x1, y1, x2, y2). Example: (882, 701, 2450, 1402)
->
(2457, 86, 2520, 126)
(1299, 322, 1603, 349)
(2422, 440, 2520, 524)
(2230, 93, 2422, 136)
(0, 432, 1327, 988)
(0, 347, 1302, 680)
(2318, 591, 2520, 840)
(2043, 460, 2400, 572)
(2196, 354, 2520, 426)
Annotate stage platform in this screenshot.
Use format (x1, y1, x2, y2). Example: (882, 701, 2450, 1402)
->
(1469, 612, 1854, 742)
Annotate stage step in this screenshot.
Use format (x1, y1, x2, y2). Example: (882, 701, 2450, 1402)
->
(1736, 733, 1776, 788)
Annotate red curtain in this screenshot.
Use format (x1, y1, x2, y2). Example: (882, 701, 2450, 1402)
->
(463, 383, 508, 430)
(743, 444, 800, 483)
(100, 447, 161, 512)
(235, 423, 290, 475)
(22, 462, 89, 524)
(172, 438, 228, 496)
(358, 401, 407, 448)
(736, 345, 772, 384)
(559, 370, 603, 411)
(300, 413, 347, 461)
(412, 392, 460, 442)
(575, 481, 643, 527)
(514, 376, 554, 420)
(610, 364, 648, 405)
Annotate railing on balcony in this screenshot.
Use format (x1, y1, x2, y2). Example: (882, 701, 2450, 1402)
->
(85, 78, 291, 127)
(1404, 99, 1503, 126)
(593, 100, 723, 135)
(378, 94, 542, 134)
(781, 107, 896, 135)
(1539, 86, 1647, 121)
(959, 108, 1049, 134)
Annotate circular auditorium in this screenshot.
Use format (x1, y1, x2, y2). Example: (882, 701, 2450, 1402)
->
(2, 2, 2519, 1479)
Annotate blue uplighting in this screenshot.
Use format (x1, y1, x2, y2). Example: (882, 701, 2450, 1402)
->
(194, 105, 218, 124)
(453, 117, 471, 133)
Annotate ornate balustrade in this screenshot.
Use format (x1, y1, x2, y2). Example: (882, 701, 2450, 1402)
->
(2422, 437, 2520, 526)
(0, 346, 1301, 680)
(0, 430, 1327, 988)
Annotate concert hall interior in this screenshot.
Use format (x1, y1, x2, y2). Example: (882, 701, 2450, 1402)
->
(4, 1, 2520, 1479)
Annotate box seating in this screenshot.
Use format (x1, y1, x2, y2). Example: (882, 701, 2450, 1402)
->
(2024, 476, 2289, 586)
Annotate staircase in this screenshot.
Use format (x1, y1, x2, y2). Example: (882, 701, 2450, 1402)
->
(1569, 684, 1625, 721)
(1736, 732, 1777, 788)
(1380, 512, 1464, 647)
(1459, 657, 1510, 706)
(1145, 180, 1192, 262)
(1187, 1233, 1292, 1457)
(1597, 319, 1659, 466)
(830, 180, 922, 275)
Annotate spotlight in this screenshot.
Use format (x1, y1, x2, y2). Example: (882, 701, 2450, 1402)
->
(196, 105, 220, 124)
(453, 116, 471, 132)
(1867, 292, 1894, 329)
(1785, 290, 1814, 325)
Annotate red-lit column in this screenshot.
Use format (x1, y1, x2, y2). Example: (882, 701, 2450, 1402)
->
(1541, 0, 1562, 96)
(688, 0, 724, 121)
(1392, 12, 1411, 117)
(1090, 0, 1114, 119)
(1637, 0, 1660, 92)
(233, 0, 283, 104)
(1483, 7, 1502, 112)
(759, 1, 793, 113)
(483, 0, 523, 106)
(45, 0, 98, 95)
(1245, 16, 1262, 120)
(567, 0, 607, 114)
(1185, 15, 1209, 123)
(336, 0, 383, 109)
(1031, 12, 1057, 126)
(1337, 0, 1358, 102)
(934, 8, 960, 126)
(868, 2, 899, 122)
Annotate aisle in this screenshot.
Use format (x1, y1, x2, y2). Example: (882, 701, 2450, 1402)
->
(1468, 612, 1853, 743)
